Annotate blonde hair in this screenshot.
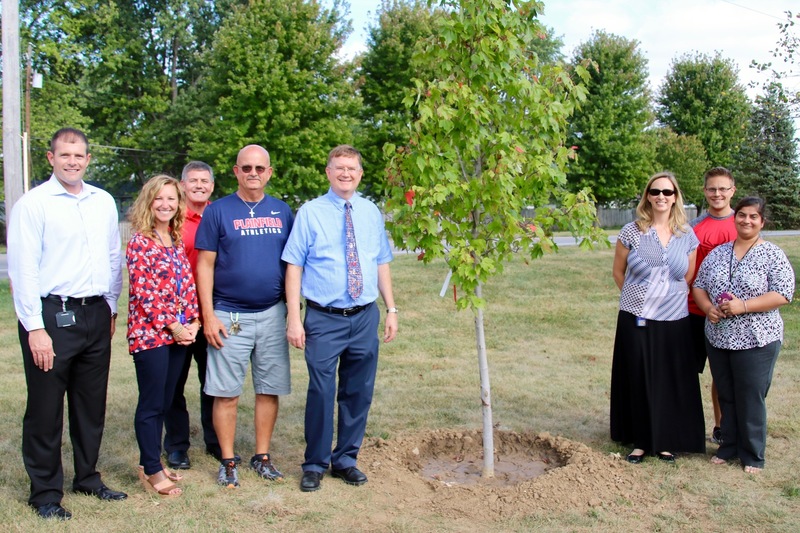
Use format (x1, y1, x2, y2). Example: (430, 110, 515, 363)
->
(128, 174, 185, 243)
(635, 171, 689, 235)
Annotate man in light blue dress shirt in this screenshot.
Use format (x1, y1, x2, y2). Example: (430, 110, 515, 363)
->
(283, 145, 398, 492)
(8, 128, 126, 520)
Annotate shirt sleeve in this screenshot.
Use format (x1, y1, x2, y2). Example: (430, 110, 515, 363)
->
(281, 206, 310, 266)
(767, 246, 796, 302)
(105, 198, 123, 314)
(7, 198, 46, 331)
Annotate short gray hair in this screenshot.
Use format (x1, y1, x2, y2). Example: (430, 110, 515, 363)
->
(181, 161, 214, 182)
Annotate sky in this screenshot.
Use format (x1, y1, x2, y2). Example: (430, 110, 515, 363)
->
(332, 0, 797, 100)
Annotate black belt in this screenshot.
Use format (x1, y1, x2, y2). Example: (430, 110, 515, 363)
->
(305, 299, 369, 317)
(44, 294, 105, 306)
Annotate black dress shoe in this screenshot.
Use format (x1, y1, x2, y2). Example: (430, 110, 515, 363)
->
(75, 484, 128, 501)
(35, 502, 72, 520)
(300, 470, 323, 492)
(626, 451, 646, 464)
(167, 450, 192, 469)
(331, 466, 368, 486)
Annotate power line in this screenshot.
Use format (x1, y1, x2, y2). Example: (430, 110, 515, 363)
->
(718, 0, 786, 21)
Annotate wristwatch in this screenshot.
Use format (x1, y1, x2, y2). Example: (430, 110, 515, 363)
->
(386, 307, 399, 314)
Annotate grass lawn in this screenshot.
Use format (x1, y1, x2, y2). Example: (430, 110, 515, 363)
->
(0, 237, 798, 531)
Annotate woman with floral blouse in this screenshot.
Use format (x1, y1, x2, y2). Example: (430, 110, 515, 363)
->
(126, 174, 199, 496)
(693, 197, 795, 474)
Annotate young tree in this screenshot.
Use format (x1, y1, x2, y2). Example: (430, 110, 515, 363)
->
(752, 10, 800, 117)
(188, 0, 359, 204)
(736, 83, 800, 229)
(657, 53, 751, 170)
(385, 0, 605, 476)
(652, 128, 709, 208)
(358, 0, 564, 197)
(566, 31, 655, 205)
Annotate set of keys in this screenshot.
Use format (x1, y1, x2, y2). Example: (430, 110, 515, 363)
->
(229, 312, 241, 335)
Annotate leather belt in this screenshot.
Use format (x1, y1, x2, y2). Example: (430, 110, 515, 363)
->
(44, 294, 105, 306)
(305, 299, 369, 317)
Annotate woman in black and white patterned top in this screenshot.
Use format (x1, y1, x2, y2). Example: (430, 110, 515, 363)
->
(693, 197, 795, 474)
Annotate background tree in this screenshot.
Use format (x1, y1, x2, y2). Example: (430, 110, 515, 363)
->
(566, 31, 655, 205)
(736, 82, 800, 229)
(651, 127, 709, 208)
(357, 0, 438, 197)
(385, 0, 605, 477)
(188, 0, 359, 204)
(19, 0, 246, 190)
(657, 52, 751, 170)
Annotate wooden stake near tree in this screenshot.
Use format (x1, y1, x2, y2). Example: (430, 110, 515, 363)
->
(385, 0, 607, 477)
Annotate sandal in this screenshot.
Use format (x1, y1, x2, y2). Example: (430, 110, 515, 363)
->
(139, 468, 183, 497)
(138, 465, 182, 482)
(710, 455, 727, 465)
(743, 465, 762, 474)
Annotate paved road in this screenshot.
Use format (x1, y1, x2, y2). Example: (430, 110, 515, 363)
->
(1, 231, 797, 280)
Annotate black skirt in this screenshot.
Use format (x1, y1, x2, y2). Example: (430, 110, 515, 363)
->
(610, 311, 706, 453)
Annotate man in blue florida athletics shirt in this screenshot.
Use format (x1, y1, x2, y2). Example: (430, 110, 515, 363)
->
(194, 145, 293, 488)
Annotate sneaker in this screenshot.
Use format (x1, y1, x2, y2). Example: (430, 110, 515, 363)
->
(711, 426, 722, 445)
(250, 453, 284, 481)
(217, 460, 239, 488)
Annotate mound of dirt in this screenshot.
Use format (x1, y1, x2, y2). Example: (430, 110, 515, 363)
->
(359, 429, 657, 520)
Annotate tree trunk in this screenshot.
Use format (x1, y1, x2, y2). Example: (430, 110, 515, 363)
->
(474, 281, 495, 477)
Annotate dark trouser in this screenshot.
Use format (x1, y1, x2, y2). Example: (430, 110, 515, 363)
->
(133, 343, 186, 475)
(19, 297, 112, 507)
(707, 340, 781, 468)
(302, 303, 380, 473)
(163, 331, 218, 454)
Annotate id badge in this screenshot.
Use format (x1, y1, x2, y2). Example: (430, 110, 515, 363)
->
(56, 310, 77, 328)
(177, 313, 186, 325)
(635, 316, 647, 328)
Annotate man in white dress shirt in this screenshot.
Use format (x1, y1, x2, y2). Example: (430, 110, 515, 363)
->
(8, 128, 126, 520)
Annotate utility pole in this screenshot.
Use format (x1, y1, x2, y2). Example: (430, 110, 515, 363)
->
(3, 0, 24, 231)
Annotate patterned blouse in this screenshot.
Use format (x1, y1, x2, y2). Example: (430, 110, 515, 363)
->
(618, 221, 699, 321)
(693, 241, 795, 350)
(126, 232, 199, 354)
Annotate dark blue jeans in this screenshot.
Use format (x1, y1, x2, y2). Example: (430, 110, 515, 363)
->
(133, 343, 186, 475)
(707, 340, 781, 468)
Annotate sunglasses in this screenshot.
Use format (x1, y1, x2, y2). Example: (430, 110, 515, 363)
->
(647, 188, 676, 197)
(238, 165, 267, 174)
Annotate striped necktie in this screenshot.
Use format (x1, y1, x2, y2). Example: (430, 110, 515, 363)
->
(345, 201, 363, 299)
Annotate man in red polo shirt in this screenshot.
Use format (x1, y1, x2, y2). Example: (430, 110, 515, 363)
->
(689, 167, 738, 444)
(164, 161, 228, 468)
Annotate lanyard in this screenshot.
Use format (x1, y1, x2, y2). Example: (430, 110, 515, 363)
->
(155, 230, 184, 321)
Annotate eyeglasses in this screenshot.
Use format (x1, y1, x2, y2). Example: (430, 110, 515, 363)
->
(705, 186, 733, 194)
(330, 166, 361, 175)
(647, 188, 676, 197)
(238, 165, 267, 174)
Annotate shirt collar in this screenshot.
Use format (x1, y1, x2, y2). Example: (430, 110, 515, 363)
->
(325, 188, 360, 210)
(44, 174, 95, 199)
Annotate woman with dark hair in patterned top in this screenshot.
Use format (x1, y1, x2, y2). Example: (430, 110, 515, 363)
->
(610, 171, 705, 464)
(693, 197, 795, 473)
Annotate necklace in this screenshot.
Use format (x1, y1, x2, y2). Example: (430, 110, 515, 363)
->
(728, 238, 759, 284)
(238, 194, 264, 218)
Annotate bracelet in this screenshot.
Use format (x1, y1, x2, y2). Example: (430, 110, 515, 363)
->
(172, 324, 185, 338)
(743, 300, 748, 314)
